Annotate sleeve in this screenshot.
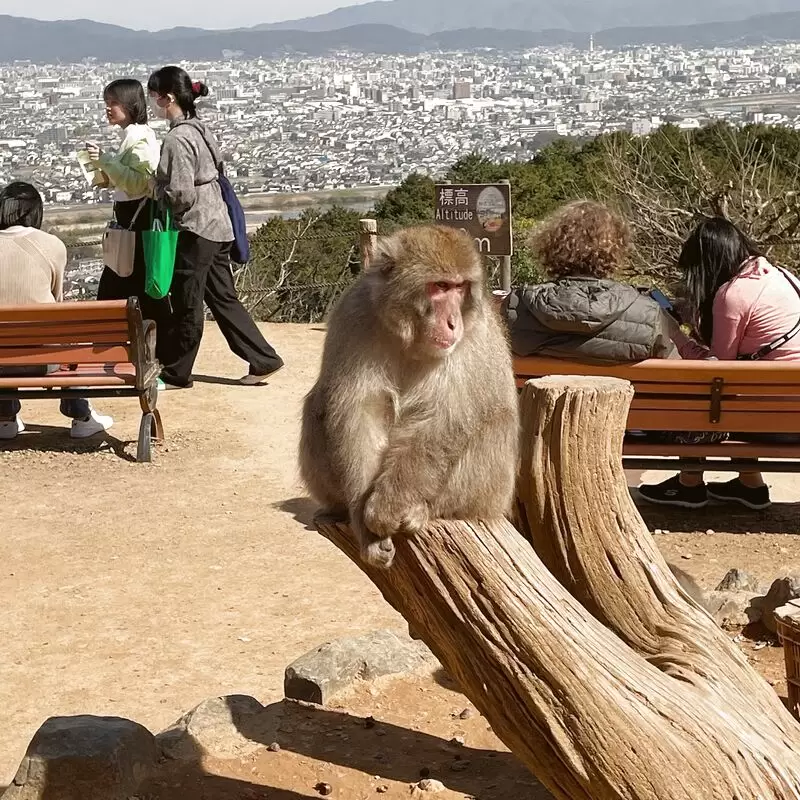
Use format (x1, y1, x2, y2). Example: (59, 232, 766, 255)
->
(97, 140, 154, 198)
(155, 135, 197, 215)
(651, 309, 681, 359)
(672, 328, 712, 360)
(709, 283, 749, 360)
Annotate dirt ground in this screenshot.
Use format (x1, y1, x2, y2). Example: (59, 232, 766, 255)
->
(1, 322, 799, 796)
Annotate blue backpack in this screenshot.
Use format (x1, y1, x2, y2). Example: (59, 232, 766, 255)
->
(194, 128, 250, 265)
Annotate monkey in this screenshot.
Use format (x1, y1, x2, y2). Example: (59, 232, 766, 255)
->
(299, 224, 520, 569)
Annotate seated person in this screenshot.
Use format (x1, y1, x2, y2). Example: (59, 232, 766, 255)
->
(638, 217, 800, 511)
(0, 182, 113, 440)
(502, 200, 678, 363)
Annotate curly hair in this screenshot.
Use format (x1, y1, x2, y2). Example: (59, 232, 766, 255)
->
(530, 200, 631, 280)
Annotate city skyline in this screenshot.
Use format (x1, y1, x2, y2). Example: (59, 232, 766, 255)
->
(0, 0, 374, 31)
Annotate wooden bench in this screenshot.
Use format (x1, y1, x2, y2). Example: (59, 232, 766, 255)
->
(0, 298, 162, 462)
(512, 356, 800, 473)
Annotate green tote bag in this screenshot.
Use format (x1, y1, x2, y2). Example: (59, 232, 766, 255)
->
(142, 205, 179, 300)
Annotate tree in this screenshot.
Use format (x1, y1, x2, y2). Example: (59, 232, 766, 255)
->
(315, 376, 800, 799)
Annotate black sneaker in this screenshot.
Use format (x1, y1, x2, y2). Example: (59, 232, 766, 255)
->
(638, 475, 709, 508)
(707, 479, 771, 510)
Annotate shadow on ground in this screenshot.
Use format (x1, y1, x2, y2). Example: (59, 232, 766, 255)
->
(633, 493, 800, 535)
(276, 497, 318, 532)
(139, 699, 551, 800)
(0, 424, 135, 462)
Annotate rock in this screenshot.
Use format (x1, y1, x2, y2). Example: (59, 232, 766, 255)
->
(416, 779, 446, 793)
(284, 630, 438, 705)
(267, 742, 281, 753)
(314, 782, 333, 796)
(3, 715, 156, 800)
(757, 576, 800, 634)
(706, 591, 763, 629)
(156, 695, 265, 761)
(458, 708, 474, 720)
(715, 569, 761, 594)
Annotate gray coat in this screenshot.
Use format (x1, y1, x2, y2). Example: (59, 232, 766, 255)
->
(156, 118, 234, 243)
(502, 277, 678, 363)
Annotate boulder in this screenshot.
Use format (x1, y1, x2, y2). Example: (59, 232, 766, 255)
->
(156, 695, 266, 761)
(756, 576, 800, 634)
(715, 569, 762, 594)
(2, 716, 156, 800)
(284, 630, 439, 705)
(706, 591, 763, 629)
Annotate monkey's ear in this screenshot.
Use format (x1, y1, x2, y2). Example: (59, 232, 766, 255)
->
(370, 235, 399, 275)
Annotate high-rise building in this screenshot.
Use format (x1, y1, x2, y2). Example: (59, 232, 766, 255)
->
(452, 81, 472, 100)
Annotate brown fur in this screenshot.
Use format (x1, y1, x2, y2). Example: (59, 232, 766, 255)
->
(299, 224, 520, 568)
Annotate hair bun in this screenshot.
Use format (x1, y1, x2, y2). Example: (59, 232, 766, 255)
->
(191, 80, 209, 98)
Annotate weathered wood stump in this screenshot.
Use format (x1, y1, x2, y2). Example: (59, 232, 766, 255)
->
(315, 376, 800, 799)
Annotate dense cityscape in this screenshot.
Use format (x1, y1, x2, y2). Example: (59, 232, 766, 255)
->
(2, 42, 800, 205)
(2, 41, 800, 297)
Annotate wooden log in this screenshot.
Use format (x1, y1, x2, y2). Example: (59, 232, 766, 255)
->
(359, 219, 378, 269)
(315, 375, 800, 799)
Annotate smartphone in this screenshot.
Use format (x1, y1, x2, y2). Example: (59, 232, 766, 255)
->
(649, 287, 681, 322)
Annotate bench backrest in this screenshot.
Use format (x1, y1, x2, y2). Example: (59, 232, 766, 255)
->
(0, 299, 139, 367)
(513, 355, 800, 434)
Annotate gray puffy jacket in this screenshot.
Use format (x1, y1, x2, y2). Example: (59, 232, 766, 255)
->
(502, 277, 678, 363)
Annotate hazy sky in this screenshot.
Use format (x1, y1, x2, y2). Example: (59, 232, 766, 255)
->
(4, 0, 375, 30)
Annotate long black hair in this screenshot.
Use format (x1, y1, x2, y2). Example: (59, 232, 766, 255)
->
(0, 182, 44, 230)
(104, 79, 148, 125)
(147, 66, 208, 119)
(679, 216, 762, 345)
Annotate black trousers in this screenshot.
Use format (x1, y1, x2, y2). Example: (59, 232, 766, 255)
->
(159, 232, 283, 387)
(97, 198, 172, 363)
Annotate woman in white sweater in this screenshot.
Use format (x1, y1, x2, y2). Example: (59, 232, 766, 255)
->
(0, 182, 113, 440)
(87, 79, 169, 341)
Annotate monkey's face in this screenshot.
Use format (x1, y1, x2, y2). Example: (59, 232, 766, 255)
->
(420, 279, 468, 357)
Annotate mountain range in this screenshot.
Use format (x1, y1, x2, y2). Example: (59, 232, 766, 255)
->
(265, 0, 800, 35)
(5, 10, 800, 62)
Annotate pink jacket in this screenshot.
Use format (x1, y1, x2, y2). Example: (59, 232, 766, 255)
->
(674, 257, 800, 361)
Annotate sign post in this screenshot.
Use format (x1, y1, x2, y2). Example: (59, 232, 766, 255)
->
(434, 182, 513, 290)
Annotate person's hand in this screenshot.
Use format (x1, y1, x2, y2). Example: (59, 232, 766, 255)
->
(85, 141, 102, 161)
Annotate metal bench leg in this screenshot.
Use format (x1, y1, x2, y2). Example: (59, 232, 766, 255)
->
(152, 409, 164, 441)
(137, 413, 155, 463)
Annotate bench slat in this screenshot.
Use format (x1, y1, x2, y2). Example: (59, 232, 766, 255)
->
(631, 397, 800, 413)
(0, 320, 130, 343)
(0, 300, 128, 324)
(0, 345, 132, 366)
(0, 363, 136, 388)
(514, 357, 800, 385)
(628, 409, 800, 434)
(0, 332, 131, 347)
(625, 442, 800, 459)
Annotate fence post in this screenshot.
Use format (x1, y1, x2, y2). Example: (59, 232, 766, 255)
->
(359, 219, 378, 269)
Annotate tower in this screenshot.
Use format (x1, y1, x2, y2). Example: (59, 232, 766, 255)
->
(589, 34, 594, 54)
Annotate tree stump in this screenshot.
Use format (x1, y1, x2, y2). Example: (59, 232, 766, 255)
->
(315, 376, 800, 799)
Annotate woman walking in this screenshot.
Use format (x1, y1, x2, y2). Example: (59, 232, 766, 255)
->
(86, 79, 169, 338)
(148, 66, 284, 388)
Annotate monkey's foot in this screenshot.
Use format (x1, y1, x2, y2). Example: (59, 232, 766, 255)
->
(361, 537, 396, 570)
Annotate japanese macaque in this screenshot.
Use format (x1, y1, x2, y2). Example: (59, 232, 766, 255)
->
(299, 224, 520, 568)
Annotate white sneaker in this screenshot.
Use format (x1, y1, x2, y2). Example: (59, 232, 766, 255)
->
(70, 409, 113, 439)
(0, 416, 24, 440)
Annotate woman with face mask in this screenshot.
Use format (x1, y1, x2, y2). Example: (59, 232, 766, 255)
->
(147, 66, 284, 389)
(85, 79, 169, 347)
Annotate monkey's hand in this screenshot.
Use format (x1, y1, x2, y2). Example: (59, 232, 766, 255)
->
(363, 481, 430, 540)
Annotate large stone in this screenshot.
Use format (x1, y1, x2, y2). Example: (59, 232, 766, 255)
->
(284, 630, 439, 705)
(756, 576, 800, 634)
(156, 695, 266, 761)
(2, 716, 156, 800)
(715, 569, 762, 594)
(706, 591, 763, 629)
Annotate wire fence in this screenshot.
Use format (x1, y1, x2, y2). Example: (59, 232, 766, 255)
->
(63, 225, 364, 323)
